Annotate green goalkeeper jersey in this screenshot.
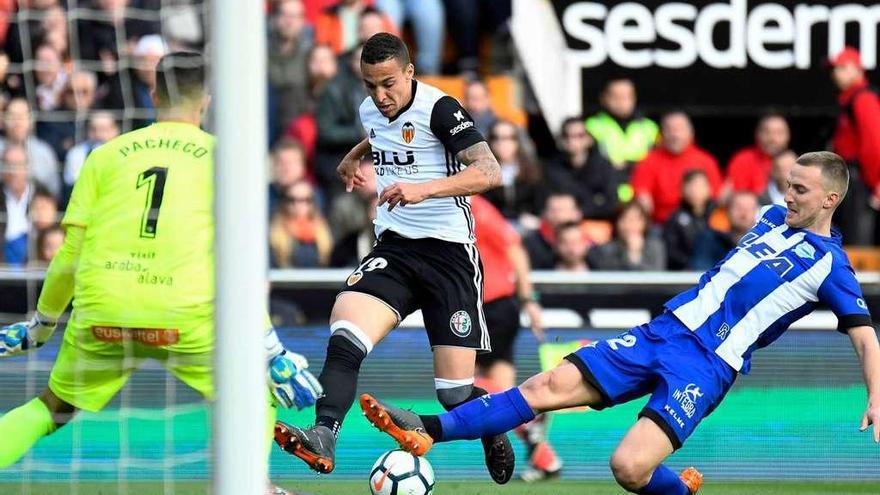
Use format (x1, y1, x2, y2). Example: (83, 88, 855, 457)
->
(59, 121, 215, 331)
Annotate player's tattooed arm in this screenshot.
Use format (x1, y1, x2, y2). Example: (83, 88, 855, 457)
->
(456, 141, 502, 191)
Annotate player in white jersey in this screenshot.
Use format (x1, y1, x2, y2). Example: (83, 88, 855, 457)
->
(359, 151, 880, 495)
(274, 33, 516, 483)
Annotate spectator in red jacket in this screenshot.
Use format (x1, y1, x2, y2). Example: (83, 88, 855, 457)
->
(830, 46, 880, 245)
(724, 112, 790, 197)
(631, 111, 722, 224)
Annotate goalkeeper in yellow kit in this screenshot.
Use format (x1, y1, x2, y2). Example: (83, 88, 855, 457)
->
(0, 52, 321, 490)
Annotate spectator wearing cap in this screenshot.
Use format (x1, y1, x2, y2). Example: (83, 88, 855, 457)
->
(545, 116, 620, 221)
(375, 0, 444, 74)
(585, 78, 658, 178)
(663, 169, 714, 271)
(724, 112, 790, 197)
(315, 1, 394, 55)
(690, 191, 759, 271)
(0, 144, 33, 265)
(631, 111, 722, 224)
(268, 0, 314, 142)
(97, 34, 167, 130)
(759, 150, 796, 207)
(463, 79, 498, 138)
(0, 97, 60, 196)
(829, 46, 880, 245)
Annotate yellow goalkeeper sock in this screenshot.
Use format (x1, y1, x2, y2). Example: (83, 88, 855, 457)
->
(0, 398, 57, 468)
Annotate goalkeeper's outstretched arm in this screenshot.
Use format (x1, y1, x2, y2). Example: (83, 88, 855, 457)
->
(0, 226, 84, 356)
(37, 225, 85, 320)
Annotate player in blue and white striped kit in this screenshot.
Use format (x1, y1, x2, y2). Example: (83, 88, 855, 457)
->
(359, 151, 880, 495)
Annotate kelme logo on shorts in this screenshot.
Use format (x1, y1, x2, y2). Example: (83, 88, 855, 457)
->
(449, 310, 472, 337)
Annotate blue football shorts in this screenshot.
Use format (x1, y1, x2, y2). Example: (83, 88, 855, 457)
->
(566, 312, 737, 449)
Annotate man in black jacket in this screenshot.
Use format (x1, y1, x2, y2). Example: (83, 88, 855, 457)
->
(545, 117, 621, 220)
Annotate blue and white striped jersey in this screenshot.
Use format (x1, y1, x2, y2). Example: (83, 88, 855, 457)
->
(666, 205, 872, 374)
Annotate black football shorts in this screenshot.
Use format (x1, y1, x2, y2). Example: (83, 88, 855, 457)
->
(339, 231, 490, 352)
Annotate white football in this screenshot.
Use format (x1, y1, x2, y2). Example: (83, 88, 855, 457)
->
(369, 449, 435, 495)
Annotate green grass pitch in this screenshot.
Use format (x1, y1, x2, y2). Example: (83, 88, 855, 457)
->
(1, 481, 879, 494)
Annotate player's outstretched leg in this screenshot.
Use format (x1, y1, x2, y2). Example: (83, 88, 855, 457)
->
(679, 467, 703, 494)
(274, 293, 396, 473)
(362, 361, 601, 447)
(274, 421, 336, 473)
(609, 417, 698, 494)
(360, 394, 435, 455)
(0, 389, 75, 468)
(0, 398, 57, 468)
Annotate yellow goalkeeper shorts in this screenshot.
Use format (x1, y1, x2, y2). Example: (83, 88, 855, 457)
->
(48, 316, 214, 412)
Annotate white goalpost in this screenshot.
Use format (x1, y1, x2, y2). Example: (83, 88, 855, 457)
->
(212, 1, 269, 494)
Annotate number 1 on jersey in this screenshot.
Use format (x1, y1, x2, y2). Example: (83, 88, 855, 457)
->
(136, 167, 168, 238)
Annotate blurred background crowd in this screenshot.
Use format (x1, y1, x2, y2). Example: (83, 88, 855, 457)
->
(0, 0, 878, 276)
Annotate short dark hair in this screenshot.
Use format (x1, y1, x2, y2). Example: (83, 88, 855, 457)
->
(796, 151, 850, 199)
(361, 32, 410, 66)
(682, 169, 708, 186)
(601, 77, 634, 94)
(155, 51, 206, 106)
(758, 110, 787, 127)
(561, 116, 585, 133)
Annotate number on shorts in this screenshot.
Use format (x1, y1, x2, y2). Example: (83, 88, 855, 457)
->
(607, 334, 637, 351)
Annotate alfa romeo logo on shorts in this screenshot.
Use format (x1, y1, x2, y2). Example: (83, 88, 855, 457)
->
(449, 310, 472, 337)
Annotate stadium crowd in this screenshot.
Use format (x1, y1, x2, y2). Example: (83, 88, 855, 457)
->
(0, 0, 878, 273)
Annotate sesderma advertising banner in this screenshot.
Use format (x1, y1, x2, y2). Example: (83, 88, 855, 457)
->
(551, 0, 880, 114)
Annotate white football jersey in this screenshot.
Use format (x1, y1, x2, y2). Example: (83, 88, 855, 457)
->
(360, 80, 485, 244)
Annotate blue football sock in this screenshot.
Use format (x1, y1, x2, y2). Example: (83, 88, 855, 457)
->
(437, 387, 535, 441)
(635, 464, 689, 495)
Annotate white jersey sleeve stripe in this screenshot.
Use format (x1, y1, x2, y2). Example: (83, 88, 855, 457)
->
(673, 225, 804, 330)
(715, 252, 833, 370)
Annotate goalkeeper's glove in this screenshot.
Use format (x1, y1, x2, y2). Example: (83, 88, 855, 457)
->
(265, 327, 323, 410)
(0, 313, 57, 357)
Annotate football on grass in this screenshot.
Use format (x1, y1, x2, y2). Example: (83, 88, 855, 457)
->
(369, 449, 435, 495)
